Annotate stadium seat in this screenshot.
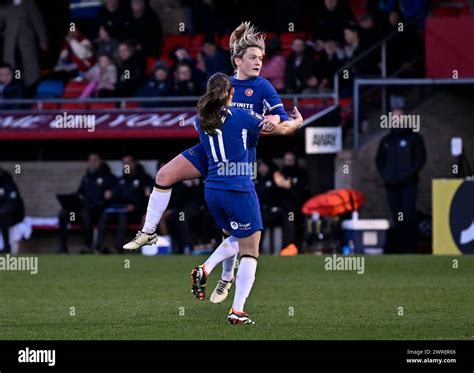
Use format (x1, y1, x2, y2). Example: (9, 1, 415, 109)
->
(162, 34, 191, 55)
(146, 57, 158, 75)
(35, 80, 64, 99)
(220, 34, 231, 50)
(190, 33, 205, 57)
(348, 0, 367, 18)
(89, 102, 116, 109)
(62, 80, 89, 98)
(125, 102, 140, 108)
(60, 103, 88, 110)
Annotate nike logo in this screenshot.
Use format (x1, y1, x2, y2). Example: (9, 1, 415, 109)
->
(460, 220, 474, 245)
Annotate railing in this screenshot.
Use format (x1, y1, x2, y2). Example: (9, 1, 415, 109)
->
(0, 92, 336, 112)
(352, 78, 474, 148)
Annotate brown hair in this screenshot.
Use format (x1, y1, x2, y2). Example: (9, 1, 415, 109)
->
(197, 73, 233, 135)
(229, 22, 266, 70)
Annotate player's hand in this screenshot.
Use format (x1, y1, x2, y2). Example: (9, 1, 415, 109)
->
(261, 114, 280, 132)
(273, 171, 291, 189)
(290, 107, 303, 127)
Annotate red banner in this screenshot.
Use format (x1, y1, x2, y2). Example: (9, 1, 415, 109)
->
(0, 107, 323, 140)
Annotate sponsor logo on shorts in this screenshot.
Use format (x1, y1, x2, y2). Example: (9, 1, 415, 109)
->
(230, 221, 252, 231)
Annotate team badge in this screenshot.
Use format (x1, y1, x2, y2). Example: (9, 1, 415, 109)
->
(245, 88, 253, 97)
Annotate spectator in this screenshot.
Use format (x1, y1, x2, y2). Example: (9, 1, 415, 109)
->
(96, 155, 153, 253)
(97, 0, 131, 39)
(128, 0, 162, 57)
(196, 36, 232, 77)
(115, 40, 147, 97)
(172, 62, 202, 96)
(93, 23, 120, 57)
(314, 39, 344, 91)
(312, 0, 354, 42)
(343, 22, 378, 76)
(82, 53, 117, 98)
(0, 0, 48, 87)
(254, 159, 291, 254)
(274, 152, 309, 255)
(284, 38, 316, 93)
(357, 14, 380, 47)
(375, 109, 427, 253)
(136, 61, 173, 107)
(0, 62, 26, 110)
(260, 37, 286, 92)
(54, 28, 96, 78)
(0, 167, 25, 253)
(58, 153, 116, 254)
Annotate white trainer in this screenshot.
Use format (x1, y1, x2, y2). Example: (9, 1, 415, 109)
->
(210, 278, 233, 304)
(123, 231, 158, 250)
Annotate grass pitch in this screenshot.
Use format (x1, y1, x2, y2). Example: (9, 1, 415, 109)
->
(0, 255, 472, 340)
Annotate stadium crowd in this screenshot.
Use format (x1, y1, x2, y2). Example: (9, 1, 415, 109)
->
(0, 0, 426, 104)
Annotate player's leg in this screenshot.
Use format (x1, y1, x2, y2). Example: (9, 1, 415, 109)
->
(123, 144, 206, 250)
(228, 231, 260, 325)
(226, 191, 262, 324)
(209, 230, 237, 304)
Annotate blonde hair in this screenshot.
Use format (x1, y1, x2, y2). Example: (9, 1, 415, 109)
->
(229, 22, 266, 70)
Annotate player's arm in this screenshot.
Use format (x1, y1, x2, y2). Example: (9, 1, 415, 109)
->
(261, 107, 303, 136)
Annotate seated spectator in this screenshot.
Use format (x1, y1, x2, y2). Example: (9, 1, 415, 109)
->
(314, 39, 345, 91)
(312, 0, 355, 42)
(94, 24, 120, 57)
(0, 63, 26, 110)
(115, 40, 147, 97)
(96, 155, 153, 253)
(274, 152, 309, 255)
(0, 167, 25, 253)
(284, 38, 317, 93)
(58, 153, 116, 254)
(136, 61, 173, 107)
(128, 0, 162, 57)
(342, 22, 379, 76)
(172, 62, 202, 96)
(260, 37, 286, 92)
(54, 28, 96, 77)
(82, 53, 118, 98)
(196, 36, 232, 77)
(357, 14, 380, 47)
(97, 0, 131, 39)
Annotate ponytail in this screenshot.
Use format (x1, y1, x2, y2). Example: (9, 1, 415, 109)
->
(197, 73, 232, 135)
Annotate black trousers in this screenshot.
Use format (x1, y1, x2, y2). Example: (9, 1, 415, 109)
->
(261, 207, 296, 254)
(385, 182, 419, 253)
(96, 211, 143, 253)
(58, 207, 102, 252)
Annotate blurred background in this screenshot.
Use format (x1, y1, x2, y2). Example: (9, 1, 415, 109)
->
(0, 0, 473, 256)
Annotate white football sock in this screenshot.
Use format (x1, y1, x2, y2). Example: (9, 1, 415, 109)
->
(232, 256, 258, 312)
(222, 254, 237, 281)
(142, 185, 172, 234)
(203, 237, 239, 275)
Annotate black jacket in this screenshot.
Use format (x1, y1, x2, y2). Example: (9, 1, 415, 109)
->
(112, 165, 153, 212)
(376, 130, 427, 185)
(0, 170, 24, 225)
(77, 164, 117, 209)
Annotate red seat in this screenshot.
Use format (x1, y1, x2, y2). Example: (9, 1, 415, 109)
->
(125, 102, 140, 108)
(162, 34, 191, 55)
(432, 6, 459, 16)
(60, 103, 88, 110)
(146, 57, 158, 74)
(63, 81, 89, 98)
(220, 34, 231, 50)
(89, 102, 116, 109)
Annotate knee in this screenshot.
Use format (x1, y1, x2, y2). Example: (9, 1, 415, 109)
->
(239, 246, 259, 259)
(156, 167, 172, 187)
